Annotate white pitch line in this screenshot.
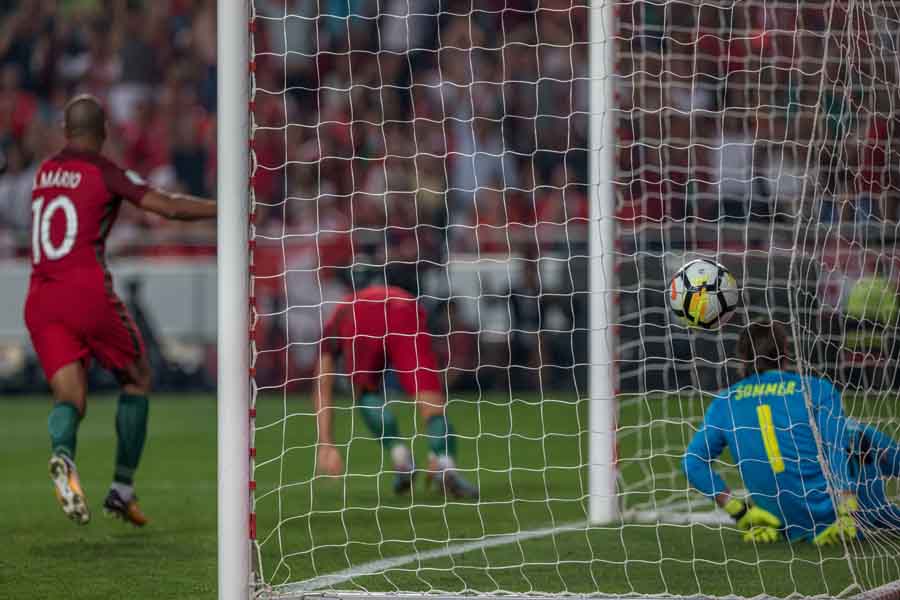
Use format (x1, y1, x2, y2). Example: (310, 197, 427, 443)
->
(275, 520, 589, 594)
(272, 507, 730, 597)
(623, 508, 732, 526)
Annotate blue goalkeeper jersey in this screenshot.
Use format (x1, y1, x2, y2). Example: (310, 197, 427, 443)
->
(683, 370, 853, 541)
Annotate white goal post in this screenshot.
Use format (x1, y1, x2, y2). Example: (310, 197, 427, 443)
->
(217, 1, 251, 600)
(217, 0, 900, 599)
(588, 0, 620, 527)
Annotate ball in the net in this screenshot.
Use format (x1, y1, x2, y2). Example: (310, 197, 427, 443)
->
(669, 259, 739, 329)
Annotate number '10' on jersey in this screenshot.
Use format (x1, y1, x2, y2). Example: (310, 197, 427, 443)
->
(29, 147, 148, 289)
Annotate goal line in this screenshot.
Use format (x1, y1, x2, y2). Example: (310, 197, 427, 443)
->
(266, 507, 732, 598)
(263, 499, 900, 600)
(267, 582, 900, 600)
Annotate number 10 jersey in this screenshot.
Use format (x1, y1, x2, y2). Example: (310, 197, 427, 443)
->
(24, 146, 150, 380)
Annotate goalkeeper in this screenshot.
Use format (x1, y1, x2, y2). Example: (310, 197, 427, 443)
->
(313, 284, 478, 500)
(683, 321, 900, 544)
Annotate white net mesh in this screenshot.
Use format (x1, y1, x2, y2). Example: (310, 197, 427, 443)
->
(247, 1, 900, 597)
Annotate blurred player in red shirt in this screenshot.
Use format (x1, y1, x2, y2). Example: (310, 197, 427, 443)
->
(314, 283, 479, 499)
(25, 95, 216, 526)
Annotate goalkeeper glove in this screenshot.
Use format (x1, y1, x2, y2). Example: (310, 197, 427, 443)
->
(724, 497, 783, 544)
(813, 495, 859, 547)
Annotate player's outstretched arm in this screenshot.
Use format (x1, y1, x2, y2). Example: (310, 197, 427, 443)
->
(684, 440, 782, 542)
(139, 189, 217, 221)
(683, 400, 729, 498)
(313, 352, 344, 476)
(684, 399, 782, 543)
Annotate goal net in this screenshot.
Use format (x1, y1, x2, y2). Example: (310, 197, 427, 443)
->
(242, 0, 900, 598)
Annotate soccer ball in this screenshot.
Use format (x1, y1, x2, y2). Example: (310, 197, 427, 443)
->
(668, 259, 739, 329)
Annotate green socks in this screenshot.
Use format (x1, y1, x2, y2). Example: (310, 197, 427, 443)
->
(48, 402, 81, 459)
(48, 395, 149, 486)
(357, 393, 458, 460)
(426, 414, 457, 459)
(114, 393, 149, 485)
(357, 392, 400, 448)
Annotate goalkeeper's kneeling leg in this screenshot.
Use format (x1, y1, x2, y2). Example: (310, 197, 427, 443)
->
(850, 421, 900, 478)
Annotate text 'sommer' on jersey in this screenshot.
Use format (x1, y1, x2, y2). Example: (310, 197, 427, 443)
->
(29, 147, 148, 289)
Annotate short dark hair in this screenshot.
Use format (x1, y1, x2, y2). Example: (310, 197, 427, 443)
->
(736, 321, 789, 375)
(64, 94, 107, 141)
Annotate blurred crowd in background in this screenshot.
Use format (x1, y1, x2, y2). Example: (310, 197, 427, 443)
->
(248, 0, 591, 389)
(2, 0, 900, 392)
(618, 1, 900, 230)
(0, 0, 218, 258)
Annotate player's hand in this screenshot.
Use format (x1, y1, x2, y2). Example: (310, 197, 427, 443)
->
(724, 498, 782, 541)
(813, 495, 859, 546)
(316, 443, 344, 476)
(743, 525, 782, 544)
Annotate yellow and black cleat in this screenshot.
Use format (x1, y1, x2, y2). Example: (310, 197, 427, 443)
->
(49, 455, 90, 525)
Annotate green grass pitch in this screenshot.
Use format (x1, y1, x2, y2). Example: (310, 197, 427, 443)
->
(1, 392, 897, 598)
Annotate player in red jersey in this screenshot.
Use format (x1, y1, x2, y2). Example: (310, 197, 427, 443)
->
(25, 95, 216, 526)
(314, 284, 479, 499)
